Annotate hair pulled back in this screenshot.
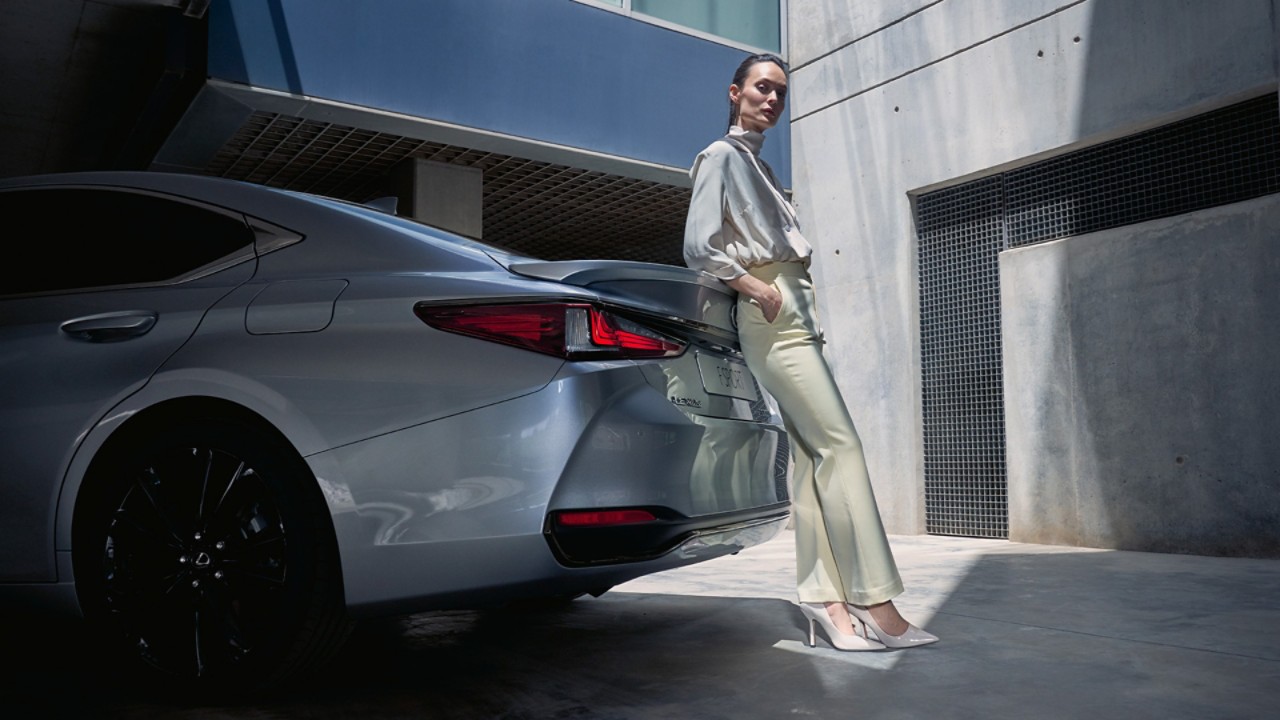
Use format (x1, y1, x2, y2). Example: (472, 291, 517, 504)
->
(727, 53, 789, 132)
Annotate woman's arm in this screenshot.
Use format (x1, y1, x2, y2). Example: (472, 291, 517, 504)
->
(684, 146, 781, 321)
(684, 149, 749, 281)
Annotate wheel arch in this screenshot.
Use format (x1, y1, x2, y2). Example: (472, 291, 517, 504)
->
(67, 395, 352, 685)
(67, 396, 344, 596)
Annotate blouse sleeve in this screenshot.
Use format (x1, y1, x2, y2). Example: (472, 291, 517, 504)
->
(683, 147, 748, 281)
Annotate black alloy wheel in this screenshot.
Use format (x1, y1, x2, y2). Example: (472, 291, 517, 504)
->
(75, 418, 349, 690)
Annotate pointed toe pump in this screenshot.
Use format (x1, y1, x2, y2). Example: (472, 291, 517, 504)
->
(846, 604, 939, 649)
(798, 603, 886, 652)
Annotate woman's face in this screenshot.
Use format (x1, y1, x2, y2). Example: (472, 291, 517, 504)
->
(730, 62, 788, 133)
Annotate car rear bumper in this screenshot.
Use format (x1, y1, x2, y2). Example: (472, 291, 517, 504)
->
(310, 361, 788, 615)
(340, 509, 790, 618)
(545, 503, 790, 566)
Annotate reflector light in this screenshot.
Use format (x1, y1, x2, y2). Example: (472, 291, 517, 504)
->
(415, 302, 685, 359)
(555, 509, 658, 527)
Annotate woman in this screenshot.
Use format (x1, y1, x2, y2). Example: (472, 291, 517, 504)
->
(683, 53, 937, 651)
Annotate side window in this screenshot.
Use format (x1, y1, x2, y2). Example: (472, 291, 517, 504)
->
(0, 187, 254, 295)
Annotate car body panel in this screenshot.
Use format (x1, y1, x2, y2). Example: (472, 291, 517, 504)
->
(0, 271, 252, 581)
(153, 275, 572, 453)
(245, 279, 349, 334)
(0, 171, 789, 628)
(310, 360, 785, 612)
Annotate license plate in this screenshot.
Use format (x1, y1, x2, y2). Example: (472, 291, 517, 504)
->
(696, 353, 759, 402)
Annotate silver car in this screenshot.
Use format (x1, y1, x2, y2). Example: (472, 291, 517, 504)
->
(0, 171, 789, 688)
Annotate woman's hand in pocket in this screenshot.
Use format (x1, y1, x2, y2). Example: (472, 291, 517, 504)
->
(758, 285, 783, 322)
(727, 273, 784, 323)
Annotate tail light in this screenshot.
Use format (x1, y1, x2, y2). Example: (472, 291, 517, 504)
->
(553, 509, 659, 527)
(414, 302, 686, 359)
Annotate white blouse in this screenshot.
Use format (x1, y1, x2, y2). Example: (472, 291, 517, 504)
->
(683, 126, 813, 281)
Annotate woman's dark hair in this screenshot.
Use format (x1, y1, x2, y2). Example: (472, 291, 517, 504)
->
(727, 53, 789, 131)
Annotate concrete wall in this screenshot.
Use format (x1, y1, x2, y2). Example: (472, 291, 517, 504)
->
(1002, 194, 1280, 556)
(388, 159, 484, 240)
(788, 0, 1280, 552)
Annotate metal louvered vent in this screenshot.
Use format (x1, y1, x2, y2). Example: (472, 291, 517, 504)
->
(917, 176, 1009, 539)
(203, 112, 690, 265)
(916, 92, 1279, 539)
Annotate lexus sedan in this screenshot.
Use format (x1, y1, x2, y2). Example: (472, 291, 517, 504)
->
(0, 171, 789, 688)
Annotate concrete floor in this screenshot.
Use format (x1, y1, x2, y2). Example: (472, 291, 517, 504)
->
(4, 530, 1279, 719)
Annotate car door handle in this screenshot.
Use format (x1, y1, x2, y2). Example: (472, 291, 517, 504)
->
(60, 311, 158, 343)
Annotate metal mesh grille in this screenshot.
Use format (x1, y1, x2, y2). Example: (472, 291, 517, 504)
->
(917, 92, 1279, 539)
(203, 112, 689, 265)
(917, 176, 1009, 538)
(1006, 94, 1280, 248)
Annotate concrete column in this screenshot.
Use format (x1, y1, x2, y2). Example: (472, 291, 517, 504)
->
(388, 158, 483, 239)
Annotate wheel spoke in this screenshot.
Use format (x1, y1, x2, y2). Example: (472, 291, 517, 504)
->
(205, 586, 253, 663)
(109, 506, 183, 553)
(104, 579, 180, 620)
(209, 459, 247, 529)
(127, 470, 186, 546)
(222, 528, 288, 583)
(196, 448, 216, 532)
(192, 608, 206, 677)
(227, 564, 288, 587)
(203, 466, 256, 543)
(237, 526, 287, 552)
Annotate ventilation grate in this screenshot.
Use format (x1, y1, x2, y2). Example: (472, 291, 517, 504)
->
(916, 176, 1009, 539)
(916, 92, 1279, 539)
(204, 112, 690, 266)
(1006, 94, 1280, 248)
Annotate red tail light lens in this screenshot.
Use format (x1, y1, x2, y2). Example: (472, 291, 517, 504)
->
(415, 302, 685, 359)
(554, 509, 659, 527)
(586, 308, 683, 355)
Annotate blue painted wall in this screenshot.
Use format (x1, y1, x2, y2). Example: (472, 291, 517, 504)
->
(208, 0, 791, 185)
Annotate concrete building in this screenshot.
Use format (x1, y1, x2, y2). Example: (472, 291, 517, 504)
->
(788, 0, 1280, 556)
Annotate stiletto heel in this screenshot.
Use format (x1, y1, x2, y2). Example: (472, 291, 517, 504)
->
(845, 604, 938, 649)
(797, 603, 886, 652)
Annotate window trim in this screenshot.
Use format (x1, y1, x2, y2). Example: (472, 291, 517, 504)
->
(572, 0, 787, 57)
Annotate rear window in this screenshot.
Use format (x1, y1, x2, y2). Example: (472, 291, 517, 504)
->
(0, 187, 254, 295)
(295, 192, 533, 263)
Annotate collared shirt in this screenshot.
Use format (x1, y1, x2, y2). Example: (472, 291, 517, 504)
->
(683, 126, 813, 281)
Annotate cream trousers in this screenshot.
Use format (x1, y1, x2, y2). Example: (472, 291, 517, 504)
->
(737, 262, 904, 606)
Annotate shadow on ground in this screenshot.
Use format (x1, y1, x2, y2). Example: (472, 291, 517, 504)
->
(3, 548, 1278, 719)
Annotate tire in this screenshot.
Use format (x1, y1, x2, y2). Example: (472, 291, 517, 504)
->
(74, 416, 350, 692)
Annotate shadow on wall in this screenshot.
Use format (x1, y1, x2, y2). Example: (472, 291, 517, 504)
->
(216, 0, 304, 94)
(264, 0, 304, 94)
(795, 1, 933, 536)
(1010, 0, 1280, 556)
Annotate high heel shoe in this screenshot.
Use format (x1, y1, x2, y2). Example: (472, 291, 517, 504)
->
(797, 603, 886, 651)
(845, 604, 938, 648)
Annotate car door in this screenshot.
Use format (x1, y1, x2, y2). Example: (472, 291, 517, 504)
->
(0, 186, 258, 581)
